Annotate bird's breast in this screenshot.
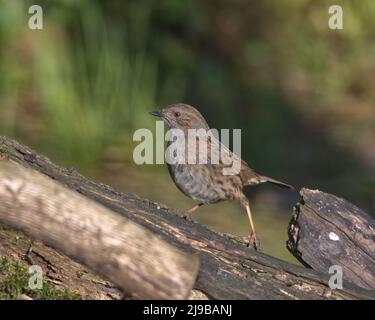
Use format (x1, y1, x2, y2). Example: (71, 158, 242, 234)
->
(167, 163, 242, 204)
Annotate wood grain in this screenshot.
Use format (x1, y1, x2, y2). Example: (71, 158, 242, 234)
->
(0, 160, 199, 299)
(1, 136, 374, 299)
(288, 188, 375, 290)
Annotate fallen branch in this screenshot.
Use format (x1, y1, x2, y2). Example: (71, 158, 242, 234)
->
(0, 136, 374, 300)
(0, 160, 199, 299)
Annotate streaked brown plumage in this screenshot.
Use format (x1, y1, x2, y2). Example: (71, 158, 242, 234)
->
(150, 103, 293, 249)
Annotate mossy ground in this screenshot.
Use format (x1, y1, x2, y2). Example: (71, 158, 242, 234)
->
(0, 257, 82, 300)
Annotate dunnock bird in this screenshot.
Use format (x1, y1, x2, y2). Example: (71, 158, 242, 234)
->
(150, 103, 293, 249)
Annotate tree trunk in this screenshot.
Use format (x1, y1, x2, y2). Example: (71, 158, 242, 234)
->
(0, 136, 374, 300)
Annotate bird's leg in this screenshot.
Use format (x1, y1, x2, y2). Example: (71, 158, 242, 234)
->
(245, 203, 260, 250)
(180, 203, 203, 218)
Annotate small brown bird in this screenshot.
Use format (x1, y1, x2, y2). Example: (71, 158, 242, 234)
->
(150, 103, 293, 249)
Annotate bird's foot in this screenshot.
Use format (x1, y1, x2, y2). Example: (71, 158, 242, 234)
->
(176, 210, 194, 220)
(176, 204, 202, 220)
(247, 232, 260, 250)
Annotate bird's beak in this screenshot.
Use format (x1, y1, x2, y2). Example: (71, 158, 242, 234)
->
(149, 110, 162, 117)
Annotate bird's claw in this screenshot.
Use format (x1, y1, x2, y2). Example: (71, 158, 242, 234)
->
(176, 211, 193, 221)
(247, 232, 260, 250)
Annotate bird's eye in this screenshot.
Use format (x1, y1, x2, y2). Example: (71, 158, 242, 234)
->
(174, 112, 181, 117)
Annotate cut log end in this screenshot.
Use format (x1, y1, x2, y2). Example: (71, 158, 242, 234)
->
(287, 203, 312, 269)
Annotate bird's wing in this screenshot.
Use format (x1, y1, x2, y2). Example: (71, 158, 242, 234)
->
(188, 129, 293, 189)
(207, 132, 293, 189)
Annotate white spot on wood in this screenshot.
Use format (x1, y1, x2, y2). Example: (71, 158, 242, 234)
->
(329, 232, 339, 241)
(157, 205, 161, 210)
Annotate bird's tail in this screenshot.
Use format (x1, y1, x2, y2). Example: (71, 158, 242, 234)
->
(260, 175, 294, 190)
(239, 162, 294, 190)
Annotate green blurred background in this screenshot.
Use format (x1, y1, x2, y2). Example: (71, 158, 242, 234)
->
(0, 0, 374, 263)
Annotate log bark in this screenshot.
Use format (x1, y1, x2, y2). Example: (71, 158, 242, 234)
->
(287, 188, 375, 290)
(0, 225, 122, 299)
(0, 135, 374, 300)
(0, 160, 199, 299)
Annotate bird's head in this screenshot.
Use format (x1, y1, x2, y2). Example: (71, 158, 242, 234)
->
(150, 103, 209, 130)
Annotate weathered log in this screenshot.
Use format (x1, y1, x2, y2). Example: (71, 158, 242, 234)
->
(0, 160, 199, 299)
(0, 224, 122, 299)
(288, 188, 375, 290)
(0, 136, 374, 300)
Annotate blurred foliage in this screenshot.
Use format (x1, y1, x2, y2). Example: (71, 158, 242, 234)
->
(0, 0, 374, 259)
